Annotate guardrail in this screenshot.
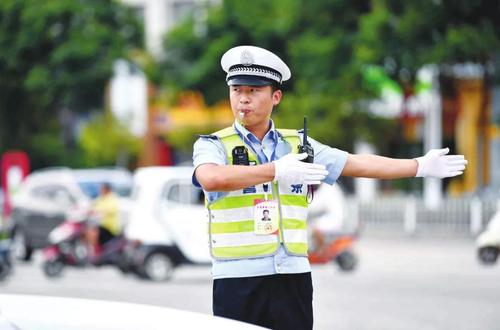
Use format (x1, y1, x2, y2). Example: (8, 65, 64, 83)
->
(345, 197, 500, 236)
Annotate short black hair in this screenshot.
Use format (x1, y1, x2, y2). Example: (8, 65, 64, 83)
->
(101, 182, 112, 191)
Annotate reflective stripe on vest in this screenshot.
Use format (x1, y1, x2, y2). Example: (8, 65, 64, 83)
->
(207, 126, 309, 260)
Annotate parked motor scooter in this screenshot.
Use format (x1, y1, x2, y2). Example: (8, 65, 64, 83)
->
(308, 235, 358, 271)
(476, 200, 500, 265)
(41, 212, 130, 278)
(307, 183, 358, 272)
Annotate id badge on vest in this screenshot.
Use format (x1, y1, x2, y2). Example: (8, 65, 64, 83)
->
(253, 184, 279, 235)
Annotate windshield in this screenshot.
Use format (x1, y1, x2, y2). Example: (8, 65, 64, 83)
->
(78, 181, 132, 199)
(163, 183, 204, 205)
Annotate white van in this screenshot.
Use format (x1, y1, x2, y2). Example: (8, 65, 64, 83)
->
(124, 167, 210, 281)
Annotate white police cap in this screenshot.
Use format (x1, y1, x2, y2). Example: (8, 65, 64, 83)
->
(221, 45, 291, 86)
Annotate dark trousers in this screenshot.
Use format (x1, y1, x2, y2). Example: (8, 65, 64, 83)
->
(98, 226, 115, 245)
(213, 272, 313, 330)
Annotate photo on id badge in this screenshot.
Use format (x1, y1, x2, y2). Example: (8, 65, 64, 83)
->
(254, 200, 279, 235)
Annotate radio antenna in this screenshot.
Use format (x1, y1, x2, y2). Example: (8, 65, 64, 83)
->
(303, 117, 308, 146)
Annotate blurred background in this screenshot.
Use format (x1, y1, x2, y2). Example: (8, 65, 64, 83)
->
(1, 1, 500, 329)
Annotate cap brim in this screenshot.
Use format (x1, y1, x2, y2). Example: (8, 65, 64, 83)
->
(227, 75, 276, 86)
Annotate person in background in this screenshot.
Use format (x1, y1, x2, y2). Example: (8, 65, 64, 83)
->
(308, 183, 346, 254)
(86, 183, 120, 257)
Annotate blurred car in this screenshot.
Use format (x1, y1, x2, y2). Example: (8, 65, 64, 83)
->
(476, 198, 500, 265)
(0, 224, 12, 281)
(0, 294, 265, 330)
(8, 167, 133, 261)
(124, 166, 210, 281)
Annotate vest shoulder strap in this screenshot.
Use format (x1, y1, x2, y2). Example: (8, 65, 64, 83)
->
(212, 127, 236, 139)
(277, 128, 299, 138)
(277, 129, 300, 154)
(210, 126, 255, 164)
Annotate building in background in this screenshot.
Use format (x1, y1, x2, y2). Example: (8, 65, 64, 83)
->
(441, 64, 500, 198)
(109, 60, 148, 138)
(110, 0, 225, 167)
(363, 64, 500, 201)
(121, 0, 220, 57)
(491, 86, 500, 195)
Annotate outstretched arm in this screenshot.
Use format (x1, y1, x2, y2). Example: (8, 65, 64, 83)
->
(341, 148, 467, 179)
(341, 154, 417, 179)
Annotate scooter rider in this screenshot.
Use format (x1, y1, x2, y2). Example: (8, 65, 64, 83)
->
(193, 45, 468, 329)
(86, 183, 120, 258)
(309, 183, 346, 254)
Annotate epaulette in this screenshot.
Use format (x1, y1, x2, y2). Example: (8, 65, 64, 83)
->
(198, 134, 218, 139)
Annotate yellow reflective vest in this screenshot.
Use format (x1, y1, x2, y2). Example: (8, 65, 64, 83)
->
(207, 126, 309, 260)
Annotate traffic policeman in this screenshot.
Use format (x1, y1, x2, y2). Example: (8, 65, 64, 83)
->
(193, 45, 467, 330)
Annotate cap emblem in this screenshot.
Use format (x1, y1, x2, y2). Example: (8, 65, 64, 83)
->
(240, 50, 254, 66)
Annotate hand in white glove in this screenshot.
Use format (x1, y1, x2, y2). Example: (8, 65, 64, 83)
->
(273, 153, 329, 185)
(415, 148, 467, 178)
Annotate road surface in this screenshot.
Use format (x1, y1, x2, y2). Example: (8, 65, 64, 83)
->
(2, 237, 499, 330)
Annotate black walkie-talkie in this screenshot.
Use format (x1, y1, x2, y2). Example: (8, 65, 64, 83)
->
(298, 117, 314, 163)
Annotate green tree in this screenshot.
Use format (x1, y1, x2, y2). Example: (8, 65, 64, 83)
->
(355, 0, 500, 87)
(161, 0, 387, 153)
(0, 0, 142, 168)
(160, 0, 499, 159)
(79, 110, 142, 167)
(354, 0, 500, 176)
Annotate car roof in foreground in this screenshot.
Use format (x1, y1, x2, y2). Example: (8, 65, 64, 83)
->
(0, 294, 266, 330)
(134, 166, 194, 182)
(72, 167, 132, 182)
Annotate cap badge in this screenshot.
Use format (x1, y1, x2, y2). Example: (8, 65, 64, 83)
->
(240, 50, 254, 66)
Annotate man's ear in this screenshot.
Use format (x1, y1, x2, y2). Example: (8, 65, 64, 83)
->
(272, 89, 282, 106)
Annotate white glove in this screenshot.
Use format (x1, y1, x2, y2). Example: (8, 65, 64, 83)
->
(273, 153, 329, 185)
(415, 148, 467, 178)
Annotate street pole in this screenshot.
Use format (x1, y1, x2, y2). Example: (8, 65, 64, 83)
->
(423, 65, 443, 210)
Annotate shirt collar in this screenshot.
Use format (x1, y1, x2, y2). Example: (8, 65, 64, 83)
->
(233, 119, 277, 143)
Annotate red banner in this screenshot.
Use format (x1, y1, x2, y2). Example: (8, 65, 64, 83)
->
(1, 151, 30, 218)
